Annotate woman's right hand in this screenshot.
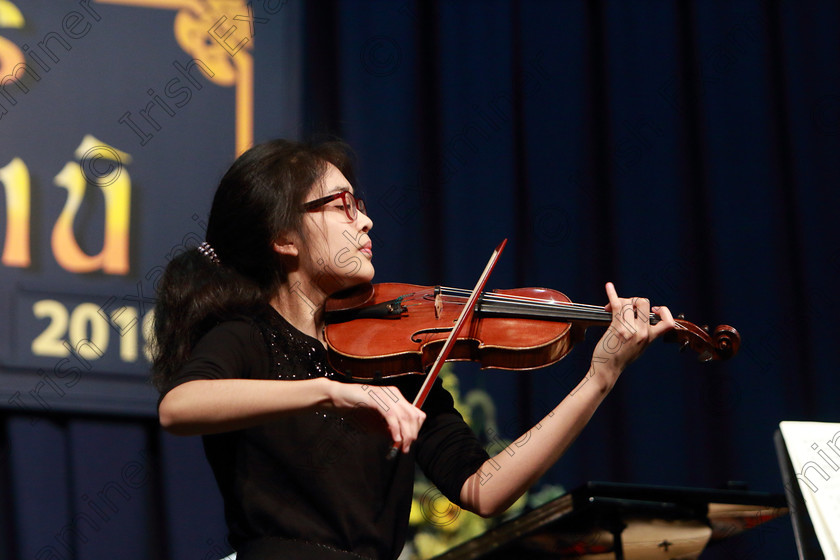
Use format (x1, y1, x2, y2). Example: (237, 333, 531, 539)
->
(324, 379, 426, 454)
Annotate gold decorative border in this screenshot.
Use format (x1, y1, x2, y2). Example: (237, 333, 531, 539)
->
(96, 0, 254, 155)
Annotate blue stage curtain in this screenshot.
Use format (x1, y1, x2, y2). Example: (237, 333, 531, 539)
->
(298, 1, 839, 557)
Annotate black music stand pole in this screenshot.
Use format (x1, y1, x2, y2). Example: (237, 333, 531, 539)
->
(604, 517, 627, 560)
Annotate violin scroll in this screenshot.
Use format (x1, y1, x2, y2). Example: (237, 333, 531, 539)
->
(664, 317, 741, 362)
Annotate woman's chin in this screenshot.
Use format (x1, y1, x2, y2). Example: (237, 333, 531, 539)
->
(327, 265, 375, 296)
(356, 261, 375, 284)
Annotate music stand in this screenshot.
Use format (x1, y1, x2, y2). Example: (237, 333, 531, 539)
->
(775, 429, 827, 560)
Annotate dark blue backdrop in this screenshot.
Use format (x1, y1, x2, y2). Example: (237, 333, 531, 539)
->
(3, 0, 839, 558)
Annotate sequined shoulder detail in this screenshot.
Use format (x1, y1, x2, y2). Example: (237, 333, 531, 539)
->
(255, 308, 339, 381)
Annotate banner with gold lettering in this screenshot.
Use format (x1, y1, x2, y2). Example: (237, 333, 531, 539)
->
(0, 0, 301, 415)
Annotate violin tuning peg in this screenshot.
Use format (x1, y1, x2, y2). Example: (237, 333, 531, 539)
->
(702, 324, 709, 333)
(679, 339, 689, 352)
(677, 313, 685, 320)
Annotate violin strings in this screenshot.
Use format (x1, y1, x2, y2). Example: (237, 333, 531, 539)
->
(439, 287, 603, 311)
(438, 287, 613, 322)
(393, 286, 673, 327)
(435, 287, 660, 323)
(441, 291, 603, 316)
(433, 286, 660, 312)
(439, 286, 601, 308)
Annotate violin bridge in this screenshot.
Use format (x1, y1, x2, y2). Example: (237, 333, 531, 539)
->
(434, 291, 443, 319)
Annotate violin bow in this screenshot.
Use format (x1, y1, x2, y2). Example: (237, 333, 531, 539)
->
(387, 238, 508, 459)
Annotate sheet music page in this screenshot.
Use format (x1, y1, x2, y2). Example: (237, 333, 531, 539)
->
(779, 421, 840, 560)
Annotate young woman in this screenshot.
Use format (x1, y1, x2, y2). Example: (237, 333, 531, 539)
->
(153, 138, 675, 560)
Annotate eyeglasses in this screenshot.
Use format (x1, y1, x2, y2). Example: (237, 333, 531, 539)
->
(302, 191, 367, 222)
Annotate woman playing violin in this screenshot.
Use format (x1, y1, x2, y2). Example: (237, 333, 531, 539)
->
(153, 138, 675, 560)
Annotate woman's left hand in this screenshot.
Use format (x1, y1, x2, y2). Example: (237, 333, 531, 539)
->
(592, 282, 676, 381)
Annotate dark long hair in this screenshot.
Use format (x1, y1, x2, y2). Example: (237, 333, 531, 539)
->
(151, 139, 354, 391)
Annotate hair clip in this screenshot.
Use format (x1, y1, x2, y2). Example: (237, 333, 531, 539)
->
(197, 241, 220, 265)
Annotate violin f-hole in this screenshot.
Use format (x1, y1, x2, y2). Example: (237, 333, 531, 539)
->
(411, 327, 453, 344)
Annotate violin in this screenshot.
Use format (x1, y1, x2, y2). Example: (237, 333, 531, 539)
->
(324, 282, 741, 380)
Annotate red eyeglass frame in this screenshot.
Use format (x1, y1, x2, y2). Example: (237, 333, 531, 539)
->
(302, 191, 366, 221)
